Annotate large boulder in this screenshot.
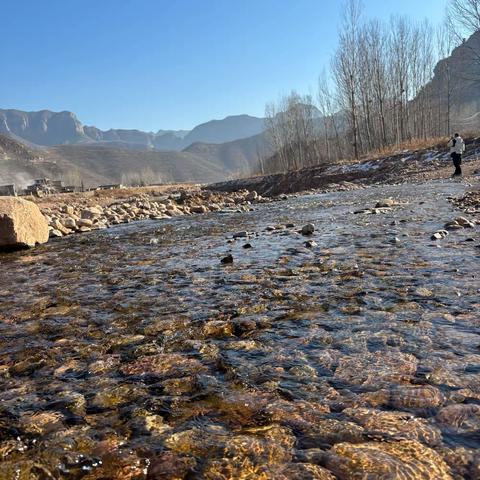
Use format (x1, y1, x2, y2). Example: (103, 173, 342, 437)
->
(0, 197, 49, 249)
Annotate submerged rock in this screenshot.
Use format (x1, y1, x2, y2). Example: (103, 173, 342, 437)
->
(147, 451, 196, 479)
(455, 216, 475, 228)
(344, 407, 442, 446)
(324, 440, 453, 479)
(120, 353, 206, 378)
(436, 404, 480, 434)
(298, 418, 365, 449)
(389, 384, 444, 409)
(375, 198, 399, 208)
(274, 463, 336, 479)
(334, 351, 418, 387)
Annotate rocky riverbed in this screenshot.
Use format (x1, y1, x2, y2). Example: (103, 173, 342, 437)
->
(39, 188, 268, 239)
(0, 179, 479, 479)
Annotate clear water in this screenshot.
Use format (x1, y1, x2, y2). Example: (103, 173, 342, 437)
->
(0, 180, 479, 479)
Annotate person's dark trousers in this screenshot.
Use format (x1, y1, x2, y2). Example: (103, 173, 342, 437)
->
(452, 153, 462, 176)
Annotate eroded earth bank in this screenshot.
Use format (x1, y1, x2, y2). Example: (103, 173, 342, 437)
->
(0, 179, 479, 479)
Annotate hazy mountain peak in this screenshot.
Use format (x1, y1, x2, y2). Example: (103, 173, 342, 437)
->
(0, 108, 266, 150)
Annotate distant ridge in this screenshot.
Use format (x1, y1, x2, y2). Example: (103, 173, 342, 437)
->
(0, 132, 267, 188)
(0, 109, 265, 151)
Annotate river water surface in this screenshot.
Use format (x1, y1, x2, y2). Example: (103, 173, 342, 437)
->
(0, 181, 479, 479)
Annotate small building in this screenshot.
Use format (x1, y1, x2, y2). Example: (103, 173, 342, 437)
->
(21, 178, 81, 196)
(25, 178, 61, 196)
(0, 184, 16, 196)
(97, 184, 125, 190)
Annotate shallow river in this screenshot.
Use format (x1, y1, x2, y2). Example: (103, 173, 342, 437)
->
(0, 181, 479, 479)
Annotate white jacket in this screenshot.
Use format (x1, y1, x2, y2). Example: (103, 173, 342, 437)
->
(448, 136, 466, 155)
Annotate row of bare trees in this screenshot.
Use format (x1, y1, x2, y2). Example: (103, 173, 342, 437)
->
(264, 0, 480, 173)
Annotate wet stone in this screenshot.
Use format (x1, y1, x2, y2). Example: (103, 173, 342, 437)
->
(436, 404, 480, 434)
(92, 384, 147, 409)
(19, 411, 64, 434)
(301, 223, 315, 235)
(146, 451, 196, 479)
(221, 254, 233, 264)
(274, 463, 336, 480)
(164, 425, 229, 457)
(431, 230, 449, 240)
(333, 351, 418, 387)
(344, 407, 442, 446)
(389, 384, 445, 410)
(120, 353, 207, 378)
(324, 440, 453, 479)
(298, 418, 365, 449)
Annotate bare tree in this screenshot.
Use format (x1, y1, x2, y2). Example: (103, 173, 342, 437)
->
(447, 0, 480, 39)
(332, 0, 363, 159)
(264, 92, 321, 172)
(261, 1, 470, 175)
(318, 70, 344, 160)
(436, 22, 459, 134)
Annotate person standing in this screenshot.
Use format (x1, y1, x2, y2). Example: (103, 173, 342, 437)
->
(448, 133, 466, 176)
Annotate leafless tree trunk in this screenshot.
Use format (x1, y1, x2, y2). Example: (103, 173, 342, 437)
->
(264, 92, 321, 172)
(436, 23, 458, 134)
(332, 0, 362, 160)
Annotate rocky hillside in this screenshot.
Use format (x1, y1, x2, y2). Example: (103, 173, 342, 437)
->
(45, 144, 228, 185)
(0, 134, 261, 187)
(184, 133, 270, 176)
(0, 134, 110, 187)
(423, 30, 480, 130)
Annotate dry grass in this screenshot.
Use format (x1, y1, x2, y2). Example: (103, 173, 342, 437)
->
(360, 137, 449, 161)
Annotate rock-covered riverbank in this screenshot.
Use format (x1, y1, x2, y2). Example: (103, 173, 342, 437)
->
(39, 188, 269, 239)
(452, 189, 480, 215)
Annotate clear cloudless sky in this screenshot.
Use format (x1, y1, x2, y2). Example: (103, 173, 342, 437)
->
(0, 0, 447, 131)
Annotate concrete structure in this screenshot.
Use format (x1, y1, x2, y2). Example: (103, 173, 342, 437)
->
(24, 178, 59, 196)
(96, 184, 125, 191)
(0, 184, 17, 196)
(24, 178, 80, 196)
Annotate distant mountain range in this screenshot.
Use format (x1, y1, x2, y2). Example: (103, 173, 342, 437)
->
(0, 131, 269, 188)
(0, 110, 270, 186)
(0, 109, 266, 151)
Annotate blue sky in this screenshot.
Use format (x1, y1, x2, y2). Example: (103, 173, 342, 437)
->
(0, 0, 447, 131)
